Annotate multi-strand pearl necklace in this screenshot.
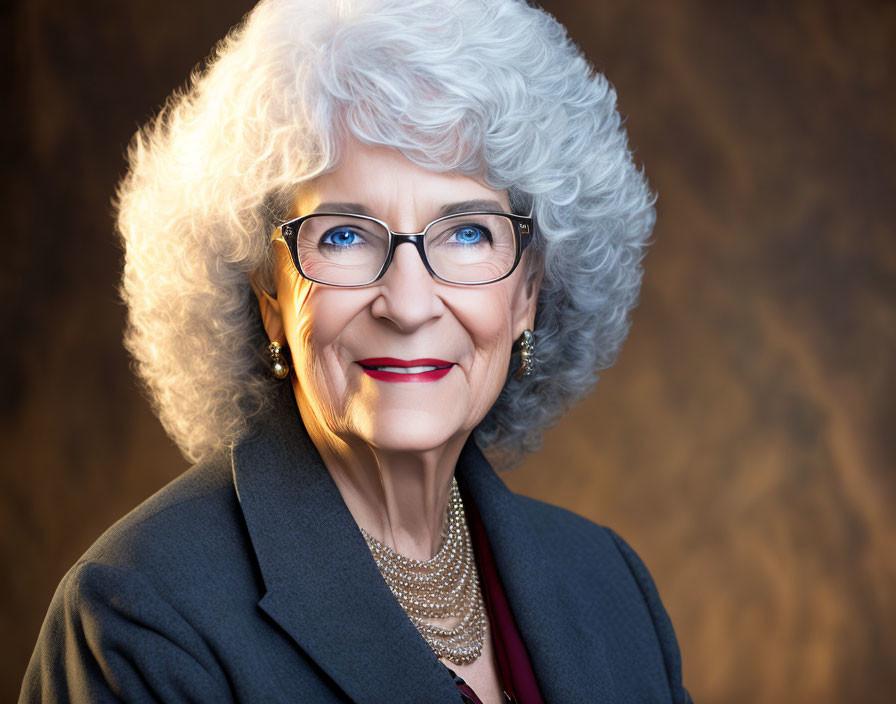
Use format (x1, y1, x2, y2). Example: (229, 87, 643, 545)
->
(360, 478, 487, 665)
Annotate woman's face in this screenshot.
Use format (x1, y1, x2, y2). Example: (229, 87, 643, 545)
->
(258, 139, 539, 454)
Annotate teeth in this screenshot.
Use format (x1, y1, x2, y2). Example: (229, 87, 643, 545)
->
(375, 365, 440, 374)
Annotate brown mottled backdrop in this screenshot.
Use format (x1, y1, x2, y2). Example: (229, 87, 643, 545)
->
(3, 0, 894, 701)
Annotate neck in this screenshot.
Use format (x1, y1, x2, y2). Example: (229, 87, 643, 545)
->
(293, 380, 467, 562)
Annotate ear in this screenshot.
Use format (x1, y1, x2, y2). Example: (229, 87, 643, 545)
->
(511, 260, 543, 340)
(249, 269, 286, 345)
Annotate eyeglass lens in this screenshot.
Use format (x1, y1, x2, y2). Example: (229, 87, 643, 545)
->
(295, 214, 517, 285)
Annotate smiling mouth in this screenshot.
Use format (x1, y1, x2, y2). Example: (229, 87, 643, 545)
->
(355, 357, 455, 382)
(363, 365, 445, 374)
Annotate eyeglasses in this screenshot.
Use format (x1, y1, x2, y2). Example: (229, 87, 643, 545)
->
(272, 211, 534, 287)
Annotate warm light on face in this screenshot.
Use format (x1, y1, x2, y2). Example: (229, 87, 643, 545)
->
(270, 138, 539, 454)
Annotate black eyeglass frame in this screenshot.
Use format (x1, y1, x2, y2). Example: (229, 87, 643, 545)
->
(273, 211, 534, 287)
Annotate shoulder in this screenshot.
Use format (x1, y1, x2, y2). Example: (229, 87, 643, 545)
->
(21, 457, 244, 702)
(80, 452, 248, 573)
(87, 450, 236, 542)
(512, 495, 691, 704)
(513, 496, 666, 611)
(63, 452, 261, 623)
(511, 493, 644, 580)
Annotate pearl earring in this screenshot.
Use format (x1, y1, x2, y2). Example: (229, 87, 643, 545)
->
(268, 341, 290, 379)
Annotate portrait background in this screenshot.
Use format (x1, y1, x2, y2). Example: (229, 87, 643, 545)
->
(2, 1, 894, 702)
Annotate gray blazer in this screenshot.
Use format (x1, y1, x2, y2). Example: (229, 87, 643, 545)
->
(22, 383, 690, 703)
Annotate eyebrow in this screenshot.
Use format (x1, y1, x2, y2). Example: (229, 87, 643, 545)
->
(438, 199, 509, 217)
(310, 199, 509, 218)
(312, 202, 374, 216)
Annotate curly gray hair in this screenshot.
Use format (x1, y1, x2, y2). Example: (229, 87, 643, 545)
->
(115, 0, 655, 467)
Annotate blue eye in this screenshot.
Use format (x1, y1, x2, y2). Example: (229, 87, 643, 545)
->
(448, 226, 491, 245)
(321, 228, 363, 248)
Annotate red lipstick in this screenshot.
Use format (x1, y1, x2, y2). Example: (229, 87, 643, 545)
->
(356, 357, 454, 383)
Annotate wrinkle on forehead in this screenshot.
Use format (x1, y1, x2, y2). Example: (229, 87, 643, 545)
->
(290, 139, 510, 229)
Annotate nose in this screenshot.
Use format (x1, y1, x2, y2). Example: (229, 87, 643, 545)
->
(369, 240, 445, 331)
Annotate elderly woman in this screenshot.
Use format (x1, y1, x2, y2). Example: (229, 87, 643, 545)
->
(22, 0, 691, 702)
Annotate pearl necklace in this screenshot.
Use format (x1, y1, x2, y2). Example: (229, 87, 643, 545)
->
(360, 478, 487, 665)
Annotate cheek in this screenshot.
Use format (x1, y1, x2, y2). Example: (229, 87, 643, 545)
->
(295, 289, 350, 354)
(453, 287, 517, 379)
(284, 285, 366, 398)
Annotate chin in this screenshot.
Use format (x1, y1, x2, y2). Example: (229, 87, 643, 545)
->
(347, 404, 466, 455)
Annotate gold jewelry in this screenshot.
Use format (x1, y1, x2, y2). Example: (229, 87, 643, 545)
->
(360, 478, 487, 665)
(514, 328, 535, 379)
(268, 341, 290, 379)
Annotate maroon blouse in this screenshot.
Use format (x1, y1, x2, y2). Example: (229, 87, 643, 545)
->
(448, 489, 546, 704)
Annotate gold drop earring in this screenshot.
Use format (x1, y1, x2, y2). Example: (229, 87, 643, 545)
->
(268, 341, 290, 379)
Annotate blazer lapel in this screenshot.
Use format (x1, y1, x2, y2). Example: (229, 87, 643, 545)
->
(456, 439, 618, 704)
(230, 383, 458, 704)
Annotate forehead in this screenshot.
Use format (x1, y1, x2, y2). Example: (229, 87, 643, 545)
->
(293, 139, 510, 221)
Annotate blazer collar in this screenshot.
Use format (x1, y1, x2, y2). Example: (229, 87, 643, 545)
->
(231, 382, 614, 703)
